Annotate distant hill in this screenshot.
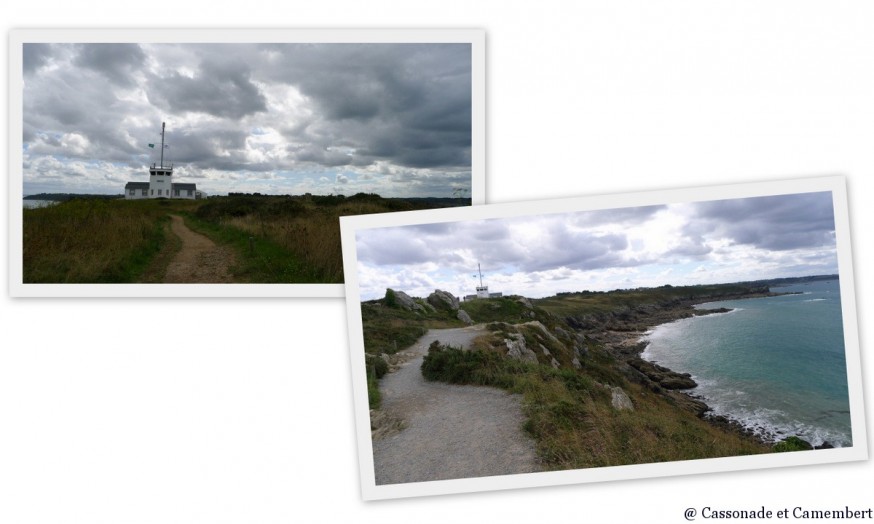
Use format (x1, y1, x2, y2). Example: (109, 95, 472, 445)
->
(24, 193, 124, 202)
(743, 274, 839, 287)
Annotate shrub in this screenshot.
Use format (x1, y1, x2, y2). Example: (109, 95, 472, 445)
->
(421, 342, 502, 384)
(365, 354, 389, 379)
(384, 288, 398, 308)
(367, 372, 382, 409)
(773, 436, 814, 452)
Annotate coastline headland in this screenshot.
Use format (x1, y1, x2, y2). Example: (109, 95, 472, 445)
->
(568, 289, 790, 442)
(363, 275, 839, 471)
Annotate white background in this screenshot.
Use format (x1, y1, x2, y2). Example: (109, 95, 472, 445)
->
(2, 1, 872, 522)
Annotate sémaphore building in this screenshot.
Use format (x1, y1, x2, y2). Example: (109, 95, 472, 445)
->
(124, 122, 198, 200)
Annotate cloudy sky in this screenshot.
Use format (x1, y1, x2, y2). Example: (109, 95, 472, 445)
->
(22, 42, 472, 197)
(355, 192, 839, 300)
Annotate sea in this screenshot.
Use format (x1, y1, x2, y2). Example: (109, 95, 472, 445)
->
(22, 199, 58, 209)
(641, 279, 851, 447)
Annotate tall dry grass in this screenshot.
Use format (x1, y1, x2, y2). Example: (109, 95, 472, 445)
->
(23, 199, 185, 283)
(219, 201, 390, 283)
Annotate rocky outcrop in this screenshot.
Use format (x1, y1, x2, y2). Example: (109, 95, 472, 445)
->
(667, 391, 709, 417)
(457, 309, 474, 325)
(387, 289, 429, 313)
(427, 289, 460, 311)
(611, 387, 634, 411)
(504, 333, 538, 363)
(515, 296, 533, 309)
(628, 357, 697, 390)
(521, 320, 563, 347)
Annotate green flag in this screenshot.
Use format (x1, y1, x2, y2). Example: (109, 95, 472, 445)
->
(148, 143, 155, 148)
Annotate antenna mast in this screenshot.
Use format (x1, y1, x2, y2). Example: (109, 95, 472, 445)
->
(478, 263, 483, 287)
(159, 122, 166, 169)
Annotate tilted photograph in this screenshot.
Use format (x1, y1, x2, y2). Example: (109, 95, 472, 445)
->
(11, 29, 484, 296)
(341, 176, 865, 499)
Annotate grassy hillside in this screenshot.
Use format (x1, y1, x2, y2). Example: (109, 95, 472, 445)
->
(22, 193, 469, 284)
(363, 286, 777, 471)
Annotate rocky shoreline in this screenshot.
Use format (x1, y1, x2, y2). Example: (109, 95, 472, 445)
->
(576, 291, 794, 446)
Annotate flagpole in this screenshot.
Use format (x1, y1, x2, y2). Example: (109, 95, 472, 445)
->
(160, 122, 165, 169)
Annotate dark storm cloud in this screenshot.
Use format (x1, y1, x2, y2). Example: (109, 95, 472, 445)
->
(146, 59, 267, 119)
(358, 216, 634, 275)
(73, 43, 146, 87)
(398, 222, 459, 237)
(516, 225, 629, 272)
(23, 43, 53, 74)
(664, 238, 712, 258)
(23, 42, 472, 196)
(470, 220, 510, 242)
(262, 43, 472, 170)
(571, 205, 667, 227)
(157, 127, 255, 170)
(689, 192, 836, 251)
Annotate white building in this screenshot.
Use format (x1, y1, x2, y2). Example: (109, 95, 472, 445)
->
(464, 263, 501, 301)
(124, 122, 196, 200)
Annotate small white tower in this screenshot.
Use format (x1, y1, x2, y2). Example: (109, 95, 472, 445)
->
(148, 122, 173, 198)
(475, 263, 489, 299)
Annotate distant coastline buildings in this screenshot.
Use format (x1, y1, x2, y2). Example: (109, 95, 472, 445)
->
(124, 122, 199, 200)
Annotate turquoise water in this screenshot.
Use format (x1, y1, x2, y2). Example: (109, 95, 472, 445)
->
(642, 279, 850, 447)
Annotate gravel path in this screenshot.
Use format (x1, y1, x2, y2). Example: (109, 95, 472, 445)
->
(163, 215, 237, 283)
(372, 326, 541, 485)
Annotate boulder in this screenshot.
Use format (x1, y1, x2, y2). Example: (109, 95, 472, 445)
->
(515, 297, 534, 309)
(427, 289, 460, 311)
(387, 289, 426, 313)
(611, 387, 634, 411)
(457, 309, 474, 325)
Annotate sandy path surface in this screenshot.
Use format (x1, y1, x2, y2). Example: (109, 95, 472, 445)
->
(372, 326, 541, 485)
(162, 215, 237, 283)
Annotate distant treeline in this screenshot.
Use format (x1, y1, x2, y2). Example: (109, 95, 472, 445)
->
(24, 193, 124, 202)
(742, 274, 839, 287)
(223, 191, 471, 208)
(552, 274, 839, 298)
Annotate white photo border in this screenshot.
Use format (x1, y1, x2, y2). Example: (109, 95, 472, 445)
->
(340, 175, 866, 500)
(9, 28, 486, 298)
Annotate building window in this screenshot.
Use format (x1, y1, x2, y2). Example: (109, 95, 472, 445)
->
(158, 189, 162, 196)
(188, 190, 193, 196)
(174, 189, 180, 196)
(129, 189, 135, 195)
(150, 189, 154, 196)
(142, 189, 147, 196)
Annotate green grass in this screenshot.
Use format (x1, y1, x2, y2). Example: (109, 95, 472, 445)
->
(180, 212, 328, 283)
(534, 283, 768, 319)
(361, 299, 461, 356)
(457, 296, 534, 323)
(193, 193, 471, 283)
(23, 192, 470, 285)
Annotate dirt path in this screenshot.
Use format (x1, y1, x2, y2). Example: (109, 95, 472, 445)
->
(372, 326, 541, 485)
(162, 215, 237, 283)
